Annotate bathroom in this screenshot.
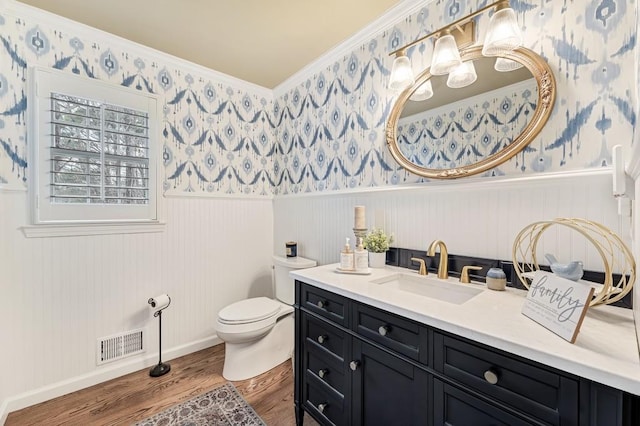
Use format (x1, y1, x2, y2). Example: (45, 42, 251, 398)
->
(0, 0, 638, 424)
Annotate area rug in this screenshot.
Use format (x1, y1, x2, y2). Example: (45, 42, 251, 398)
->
(134, 383, 266, 426)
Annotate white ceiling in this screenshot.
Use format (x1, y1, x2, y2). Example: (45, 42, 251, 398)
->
(17, 0, 402, 89)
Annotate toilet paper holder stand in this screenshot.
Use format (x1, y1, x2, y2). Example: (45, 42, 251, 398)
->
(148, 294, 172, 377)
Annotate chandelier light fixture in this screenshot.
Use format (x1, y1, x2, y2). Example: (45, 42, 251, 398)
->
(388, 0, 523, 93)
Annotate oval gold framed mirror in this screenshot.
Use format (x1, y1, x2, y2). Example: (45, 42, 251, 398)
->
(385, 46, 556, 179)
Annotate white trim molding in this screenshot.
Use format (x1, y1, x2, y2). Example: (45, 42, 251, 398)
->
(163, 190, 272, 201)
(0, 184, 27, 192)
(274, 168, 614, 200)
(21, 221, 166, 238)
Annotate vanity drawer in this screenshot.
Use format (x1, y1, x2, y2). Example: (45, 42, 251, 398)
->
(434, 332, 578, 425)
(306, 343, 347, 395)
(303, 311, 348, 362)
(352, 302, 428, 364)
(300, 282, 349, 327)
(433, 378, 537, 426)
(304, 376, 348, 426)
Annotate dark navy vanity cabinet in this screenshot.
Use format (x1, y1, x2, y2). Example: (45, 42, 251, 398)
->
(294, 280, 639, 426)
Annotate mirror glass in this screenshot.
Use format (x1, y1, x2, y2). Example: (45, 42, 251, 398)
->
(386, 46, 556, 179)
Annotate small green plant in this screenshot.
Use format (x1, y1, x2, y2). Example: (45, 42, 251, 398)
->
(363, 228, 393, 253)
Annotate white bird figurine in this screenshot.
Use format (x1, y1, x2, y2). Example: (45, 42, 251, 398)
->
(545, 253, 584, 281)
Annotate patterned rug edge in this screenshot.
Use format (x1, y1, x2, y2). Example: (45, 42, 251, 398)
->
(133, 382, 266, 426)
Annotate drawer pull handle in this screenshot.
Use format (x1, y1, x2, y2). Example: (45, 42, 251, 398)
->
(317, 300, 326, 309)
(317, 334, 328, 344)
(378, 325, 390, 336)
(317, 402, 328, 413)
(484, 369, 499, 385)
(318, 368, 328, 378)
(349, 360, 360, 371)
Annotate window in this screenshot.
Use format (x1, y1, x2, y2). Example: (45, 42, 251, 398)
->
(29, 67, 160, 226)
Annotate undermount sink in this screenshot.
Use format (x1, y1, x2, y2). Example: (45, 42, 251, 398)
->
(370, 273, 483, 305)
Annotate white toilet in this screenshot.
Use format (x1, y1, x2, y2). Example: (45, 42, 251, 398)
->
(215, 255, 316, 381)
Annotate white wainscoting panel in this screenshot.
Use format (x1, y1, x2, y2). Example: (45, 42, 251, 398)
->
(0, 193, 273, 416)
(274, 170, 628, 274)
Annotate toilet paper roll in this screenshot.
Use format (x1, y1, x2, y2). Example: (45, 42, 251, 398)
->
(148, 294, 171, 312)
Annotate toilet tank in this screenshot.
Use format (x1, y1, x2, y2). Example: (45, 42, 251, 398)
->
(273, 255, 316, 305)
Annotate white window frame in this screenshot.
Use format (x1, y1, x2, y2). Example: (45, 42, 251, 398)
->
(25, 67, 163, 236)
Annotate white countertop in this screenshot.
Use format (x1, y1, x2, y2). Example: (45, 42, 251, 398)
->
(291, 264, 640, 395)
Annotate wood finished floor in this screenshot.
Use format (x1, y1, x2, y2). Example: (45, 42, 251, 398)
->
(7, 344, 318, 426)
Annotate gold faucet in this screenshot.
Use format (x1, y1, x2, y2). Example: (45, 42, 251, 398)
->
(460, 266, 483, 284)
(427, 240, 448, 279)
(410, 258, 427, 276)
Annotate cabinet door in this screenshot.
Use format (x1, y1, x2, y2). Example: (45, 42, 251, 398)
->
(433, 378, 539, 426)
(351, 340, 429, 426)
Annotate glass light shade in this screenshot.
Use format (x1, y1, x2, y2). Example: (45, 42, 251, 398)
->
(494, 57, 523, 72)
(430, 34, 462, 75)
(410, 80, 433, 101)
(482, 8, 524, 56)
(447, 61, 477, 89)
(389, 54, 415, 91)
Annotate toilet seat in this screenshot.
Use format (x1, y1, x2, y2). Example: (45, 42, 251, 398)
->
(218, 297, 281, 325)
(215, 297, 294, 344)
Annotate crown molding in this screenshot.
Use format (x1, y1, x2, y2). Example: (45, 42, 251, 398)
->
(273, 0, 430, 97)
(2, 0, 273, 99)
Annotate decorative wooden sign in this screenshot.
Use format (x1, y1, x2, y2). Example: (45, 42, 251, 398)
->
(521, 271, 594, 343)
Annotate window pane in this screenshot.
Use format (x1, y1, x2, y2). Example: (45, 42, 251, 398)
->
(103, 157, 149, 204)
(51, 154, 101, 203)
(53, 125, 101, 153)
(48, 93, 151, 206)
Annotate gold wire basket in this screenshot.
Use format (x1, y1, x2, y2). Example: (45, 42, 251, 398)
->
(512, 218, 636, 306)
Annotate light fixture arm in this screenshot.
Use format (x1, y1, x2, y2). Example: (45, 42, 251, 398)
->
(388, 0, 510, 58)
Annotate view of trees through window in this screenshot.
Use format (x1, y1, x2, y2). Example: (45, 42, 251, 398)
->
(50, 93, 149, 205)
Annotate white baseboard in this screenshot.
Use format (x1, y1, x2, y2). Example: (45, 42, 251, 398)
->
(0, 335, 223, 424)
(0, 399, 8, 426)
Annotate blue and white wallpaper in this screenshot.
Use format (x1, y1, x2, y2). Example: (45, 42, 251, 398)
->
(274, 0, 637, 194)
(0, 0, 637, 197)
(397, 79, 538, 170)
(0, 5, 275, 195)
